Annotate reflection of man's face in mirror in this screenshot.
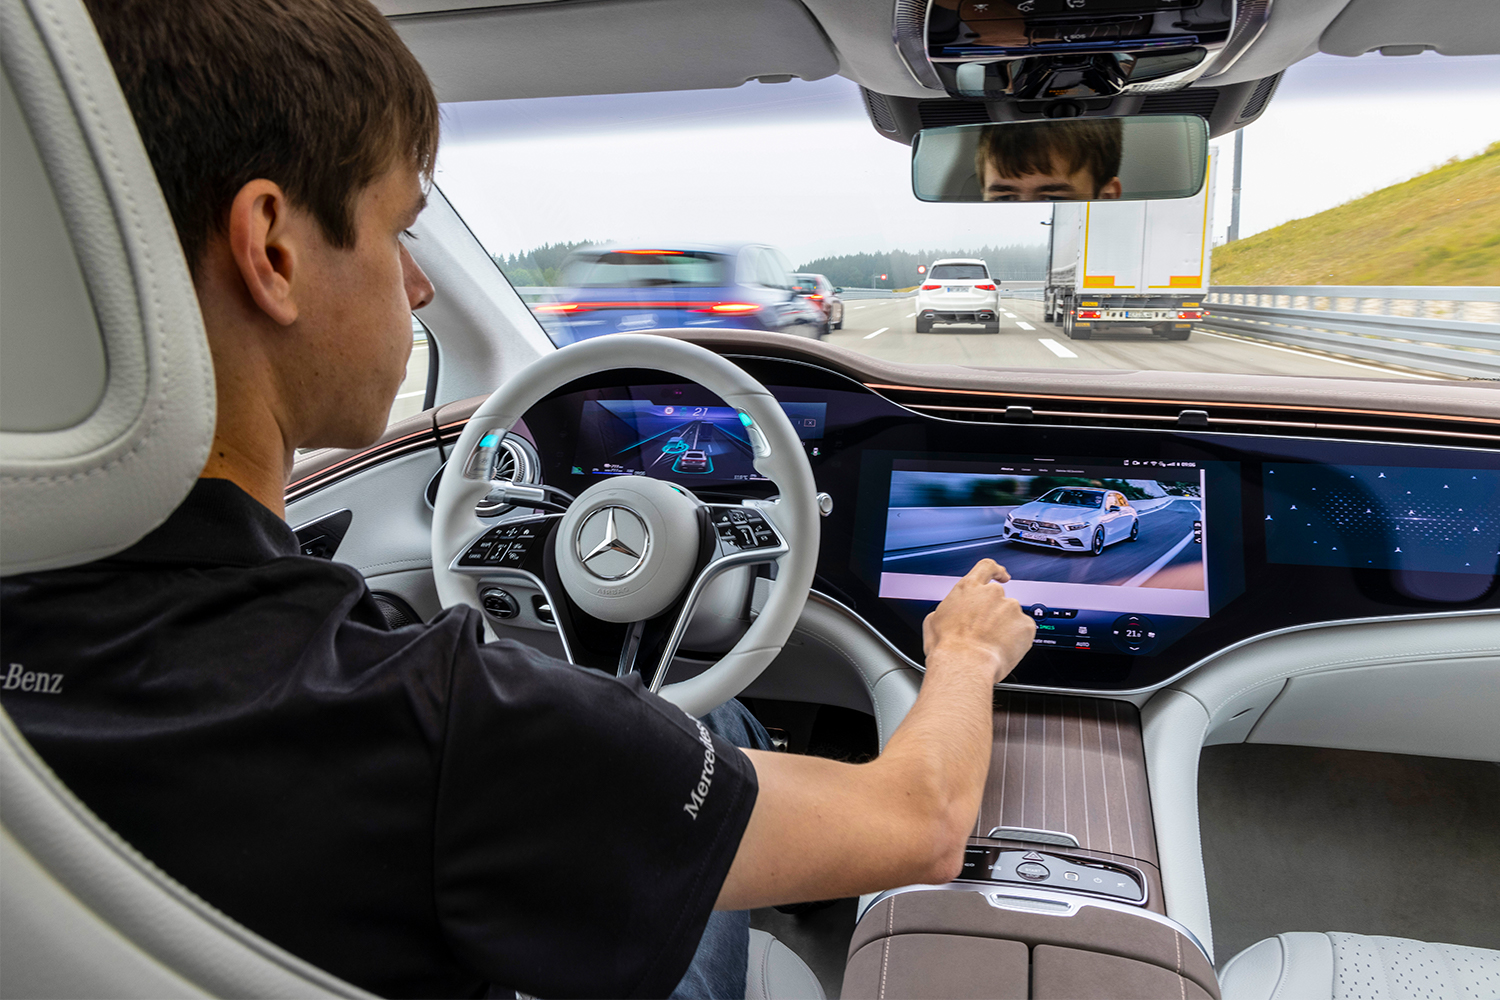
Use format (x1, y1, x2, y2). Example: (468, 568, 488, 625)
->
(980, 158, 1122, 201)
(974, 118, 1125, 202)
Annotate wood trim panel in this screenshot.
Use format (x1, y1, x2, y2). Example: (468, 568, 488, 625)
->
(973, 693, 1157, 869)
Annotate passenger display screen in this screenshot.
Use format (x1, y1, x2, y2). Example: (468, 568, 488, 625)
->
(1264, 464, 1500, 576)
(876, 456, 1210, 655)
(572, 396, 826, 482)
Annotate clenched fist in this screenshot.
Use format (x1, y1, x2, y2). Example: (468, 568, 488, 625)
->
(923, 559, 1036, 684)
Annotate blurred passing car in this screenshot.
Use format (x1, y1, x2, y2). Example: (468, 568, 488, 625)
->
(915, 258, 1000, 333)
(535, 243, 824, 344)
(1002, 487, 1139, 556)
(791, 272, 844, 337)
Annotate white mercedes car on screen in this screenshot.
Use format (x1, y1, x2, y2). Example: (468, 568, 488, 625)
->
(1003, 488, 1139, 556)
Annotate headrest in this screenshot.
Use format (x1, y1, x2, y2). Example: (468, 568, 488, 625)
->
(0, 0, 215, 576)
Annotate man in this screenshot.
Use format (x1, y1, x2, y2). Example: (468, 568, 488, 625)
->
(0, 1, 1036, 997)
(976, 118, 1124, 201)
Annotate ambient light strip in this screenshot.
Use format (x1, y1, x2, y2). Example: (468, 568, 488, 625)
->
(866, 383, 1500, 431)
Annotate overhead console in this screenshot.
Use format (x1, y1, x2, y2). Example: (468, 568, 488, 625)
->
(870, 0, 1281, 143)
(925, 0, 1242, 99)
(514, 355, 1500, 695)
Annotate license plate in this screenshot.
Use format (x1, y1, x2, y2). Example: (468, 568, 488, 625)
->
(1022, 531, 1050, 542)
(945, 286, 966, 292)
(1125, 310, 1157, 318)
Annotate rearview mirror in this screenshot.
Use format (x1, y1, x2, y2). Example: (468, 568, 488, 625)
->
(912, 115, 1208, 203)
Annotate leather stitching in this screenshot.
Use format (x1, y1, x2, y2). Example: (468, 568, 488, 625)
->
(879, 898, 894, 1000)
(1270, 934, 1291, 1000)
(4, 0, 212, 492)
(1174, 927, 1185, 1000)
(755, 934, 772, 1000)
(1432, 941, 1461, 998)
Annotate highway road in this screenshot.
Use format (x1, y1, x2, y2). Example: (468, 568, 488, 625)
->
(886, 498, 1204, 588)
(825, 295, 1452, 380)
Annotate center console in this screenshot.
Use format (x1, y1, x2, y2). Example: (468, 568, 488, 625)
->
(842, 693, 1216, 999)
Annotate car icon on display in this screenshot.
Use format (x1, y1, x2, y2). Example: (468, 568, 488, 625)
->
(676, 450, 710, 473)
(1003, 488, 1139, 556)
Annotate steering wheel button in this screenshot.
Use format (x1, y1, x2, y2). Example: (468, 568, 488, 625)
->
(729, 510, 748, 523)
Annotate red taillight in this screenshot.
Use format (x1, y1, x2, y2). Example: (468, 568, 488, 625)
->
(534, 302, 591, 314)
(808, 293, 823, 301)
(921, 284, 941, 290)
(974, 283, 997, 291)
(618, 249, 684, 255)
(1077, 309, 1102, 320)
(1177, 310, 1204, 320)
(691, 303, 761, 314)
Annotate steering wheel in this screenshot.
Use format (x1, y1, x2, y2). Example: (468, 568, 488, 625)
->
(430, 335, 820, 717)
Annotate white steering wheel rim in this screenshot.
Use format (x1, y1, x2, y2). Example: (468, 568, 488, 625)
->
(430, 334, 819, 717)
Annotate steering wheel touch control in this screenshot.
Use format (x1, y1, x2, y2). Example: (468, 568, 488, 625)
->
(432, 335, 819, 717)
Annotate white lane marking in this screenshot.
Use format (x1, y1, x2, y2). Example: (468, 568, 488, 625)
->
(1123, 529, 1196, 588)
(1038, 338, 1077, 358)
(906, 312, 917, 318)
(1192, 329, 1441, 380)
(1003, 313, 1017, 318)
(864, 327, 890, 340)
(394, 390, 426, 399)
(1016, 321, 1037, 331)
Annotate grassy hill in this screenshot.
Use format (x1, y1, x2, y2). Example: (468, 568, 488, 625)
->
(1212, 141, 1500, 286)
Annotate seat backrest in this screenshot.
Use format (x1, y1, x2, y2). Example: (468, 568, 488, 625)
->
(0, 1, 367, 995)
(0, 0, 213, 575)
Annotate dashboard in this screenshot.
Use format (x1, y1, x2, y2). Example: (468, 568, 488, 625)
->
(516, 355, 1500, 692)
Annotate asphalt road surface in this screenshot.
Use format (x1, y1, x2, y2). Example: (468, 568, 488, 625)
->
(827, 295, 1450, 380)
(886, 498, 1205, 588)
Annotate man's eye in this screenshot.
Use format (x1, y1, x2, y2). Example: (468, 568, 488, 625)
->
(401, 229, 419, 241)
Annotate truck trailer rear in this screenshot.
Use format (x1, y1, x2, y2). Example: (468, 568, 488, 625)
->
(1044, 149, 1217, 341)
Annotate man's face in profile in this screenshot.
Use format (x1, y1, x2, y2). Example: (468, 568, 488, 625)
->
(980, 155, 1123, 201)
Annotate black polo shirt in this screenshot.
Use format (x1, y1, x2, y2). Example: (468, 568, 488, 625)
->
(0, 478, 757, 999)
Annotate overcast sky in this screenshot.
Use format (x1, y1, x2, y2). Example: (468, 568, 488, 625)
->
(434, 51, 1500, 265)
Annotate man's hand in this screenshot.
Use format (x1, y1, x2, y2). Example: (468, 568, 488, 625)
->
(715, 559, 1036, 911)
(923, 559, 1035, 685)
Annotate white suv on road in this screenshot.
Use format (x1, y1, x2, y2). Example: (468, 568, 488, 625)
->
(915, 259, 1000, 333)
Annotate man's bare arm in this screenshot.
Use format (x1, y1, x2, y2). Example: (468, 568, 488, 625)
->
(715, 560, 1035, 911)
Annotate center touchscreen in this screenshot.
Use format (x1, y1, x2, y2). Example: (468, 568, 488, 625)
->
(877, 457, 1210, 655)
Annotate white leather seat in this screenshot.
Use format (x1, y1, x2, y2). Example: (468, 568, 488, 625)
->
(1219, 931, 1500, 1000)
(746, 929, 826, 1000)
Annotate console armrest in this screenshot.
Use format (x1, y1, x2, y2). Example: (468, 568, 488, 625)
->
(843, 885, 1217, 1000)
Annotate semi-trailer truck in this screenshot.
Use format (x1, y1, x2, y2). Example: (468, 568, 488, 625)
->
(1044, 149, 1217, 341)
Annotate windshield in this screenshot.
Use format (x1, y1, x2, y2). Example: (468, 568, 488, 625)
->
(929, 264, 989, 280)
(1036, 489, 1103, 508)
(435, 53, 1498, 382)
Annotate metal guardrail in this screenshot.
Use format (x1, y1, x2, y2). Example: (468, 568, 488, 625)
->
(1202, 285, 1500, 379)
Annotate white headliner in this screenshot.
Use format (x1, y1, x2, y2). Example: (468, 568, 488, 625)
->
(376, 0, 1500, 103)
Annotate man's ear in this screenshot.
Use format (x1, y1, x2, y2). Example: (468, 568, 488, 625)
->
(1098, 177, 1124, 200)
(226, 180, 301, 326)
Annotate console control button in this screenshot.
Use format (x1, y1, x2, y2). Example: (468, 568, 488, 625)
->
(1016, 861, 1050, 880)
(710, 507, 782, 551)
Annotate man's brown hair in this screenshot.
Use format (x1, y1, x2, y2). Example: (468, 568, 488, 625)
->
(975, 119, 1124, 196)
(83, 0, 439, 272)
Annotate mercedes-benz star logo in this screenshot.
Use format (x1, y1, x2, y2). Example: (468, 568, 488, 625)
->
(576, 506, 649, 580)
